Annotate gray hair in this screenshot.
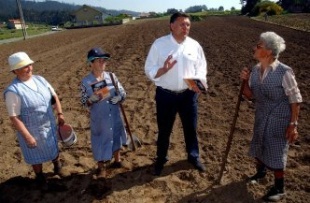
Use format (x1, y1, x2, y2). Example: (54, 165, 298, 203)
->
(260, 31, 286, 59)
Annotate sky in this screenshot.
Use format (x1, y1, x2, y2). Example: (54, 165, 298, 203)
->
(50, 0, 244, 12)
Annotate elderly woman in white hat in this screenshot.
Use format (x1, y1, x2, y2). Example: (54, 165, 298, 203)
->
(240, 32, 302, 202)
(3, 52, 67, 186)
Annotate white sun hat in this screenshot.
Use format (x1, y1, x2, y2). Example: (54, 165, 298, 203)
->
(8, 52, 34, 71)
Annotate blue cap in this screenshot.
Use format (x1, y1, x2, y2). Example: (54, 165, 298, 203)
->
(87, 47, 110, 62)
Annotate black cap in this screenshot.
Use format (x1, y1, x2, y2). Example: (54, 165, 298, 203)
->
(87, 47, 110, 62)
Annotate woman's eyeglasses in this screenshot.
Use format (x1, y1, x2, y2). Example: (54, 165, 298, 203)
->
(256, 44, 264, 49)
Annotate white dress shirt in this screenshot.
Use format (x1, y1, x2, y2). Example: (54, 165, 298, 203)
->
(145, 34, 207, 91)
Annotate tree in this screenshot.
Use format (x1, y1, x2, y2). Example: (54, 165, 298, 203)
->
(252, 1, 283, 16)
(185, 5, 207, 13)
(166, 8, 179, 14)
(241, 0, 261, 15)
(278, 0, 310, 12)
(218, 6, 224, 11)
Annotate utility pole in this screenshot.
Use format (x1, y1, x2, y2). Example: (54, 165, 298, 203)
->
(16, 0, 27, 40)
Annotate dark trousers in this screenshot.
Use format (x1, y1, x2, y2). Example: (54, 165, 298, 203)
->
(155, 87, 200, 163)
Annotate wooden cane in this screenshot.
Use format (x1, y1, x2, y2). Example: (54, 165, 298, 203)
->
(109, 72, 137, 151)
(216, 80, 246, 184)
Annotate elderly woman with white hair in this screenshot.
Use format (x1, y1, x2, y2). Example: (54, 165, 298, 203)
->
(240, 32, 302, 202)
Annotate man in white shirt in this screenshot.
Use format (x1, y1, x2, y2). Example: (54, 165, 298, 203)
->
(144, 12, 207, 176)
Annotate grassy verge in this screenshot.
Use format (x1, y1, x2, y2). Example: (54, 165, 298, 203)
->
(0, 24, 50, 40)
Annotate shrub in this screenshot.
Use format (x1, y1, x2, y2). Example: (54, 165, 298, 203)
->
(252, 1, 283, 16)
(190, 15, 202, 22)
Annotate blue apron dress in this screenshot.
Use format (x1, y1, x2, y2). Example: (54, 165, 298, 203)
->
(4, 75, 58, 165)
(81, 72, 126, 162)
(249, 63, 291, 169)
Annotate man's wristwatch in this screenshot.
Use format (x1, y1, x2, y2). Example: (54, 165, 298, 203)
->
(289, 121, 298, 126)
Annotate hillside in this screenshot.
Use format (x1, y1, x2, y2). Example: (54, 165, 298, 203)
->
(0, 0, 139, 22)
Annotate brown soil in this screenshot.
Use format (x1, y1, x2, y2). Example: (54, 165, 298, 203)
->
(0, 16, 309, 203)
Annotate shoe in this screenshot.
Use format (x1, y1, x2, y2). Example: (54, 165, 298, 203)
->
(188, 159, 206, 172)
(35, 172, 48, 191)
(35, 172, 47, 184)
(110, 161, 123, 168)
(110, 161, 132, 170)
(248, 171, 267, 184)
(53, 161, 62, 174)
(153, 161, 164, 176)
(262, 186, 285, 202)
(53, 161, 71, 177)
(96, 167, 106, 178)
(96, 161, 110, 178)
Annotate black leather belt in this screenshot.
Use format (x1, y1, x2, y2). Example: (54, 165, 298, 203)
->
(158, 86, 188, 95)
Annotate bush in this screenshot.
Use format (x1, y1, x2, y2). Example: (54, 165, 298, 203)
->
(190, 15, 202, 22)
(252, 1, 283, 16)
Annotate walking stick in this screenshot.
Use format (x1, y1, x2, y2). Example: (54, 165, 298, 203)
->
(109, 72, 137, 151)
(216, 80, 246, 184)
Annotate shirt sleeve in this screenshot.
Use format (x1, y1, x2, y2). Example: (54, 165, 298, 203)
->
(144, 43, 161, 82)
(5, 91, 21, 116)
(80, 82, 88, 107)
(46, 82, 56, 95)
(195, 44, 207, 84)
(282, 70, 303, 103)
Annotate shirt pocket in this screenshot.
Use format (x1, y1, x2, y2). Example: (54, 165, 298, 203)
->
(183, 50, 198, 63)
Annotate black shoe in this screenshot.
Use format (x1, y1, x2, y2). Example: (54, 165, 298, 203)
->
(35, 172, 48, 191)
(53, 161, 62, 175)
(153, 161, 164, 176)
(110, 161, 123, 168)
(35, 173, 46, 184)
(248, 171, 267, 184)
(262, 186, 285, 202)
(188, 159, 206, 172)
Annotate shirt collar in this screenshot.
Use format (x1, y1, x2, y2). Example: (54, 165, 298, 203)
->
(270, 59, 280, 71)
(257, 59, 280, 71)
(169, 33, 187, 45)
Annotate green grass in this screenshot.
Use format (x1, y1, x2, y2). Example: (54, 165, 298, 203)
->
(0, 24, 50, 40)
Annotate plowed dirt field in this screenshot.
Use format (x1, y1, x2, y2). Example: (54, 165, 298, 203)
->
(0, 16, 309, 203)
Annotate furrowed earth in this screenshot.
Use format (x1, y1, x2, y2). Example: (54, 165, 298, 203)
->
(0, 16, 309, 203)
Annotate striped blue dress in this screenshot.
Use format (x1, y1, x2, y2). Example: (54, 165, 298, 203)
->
(249, 63, 291, 169)
(4, 75, 58, 165)
(81, 72, 126, 162)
